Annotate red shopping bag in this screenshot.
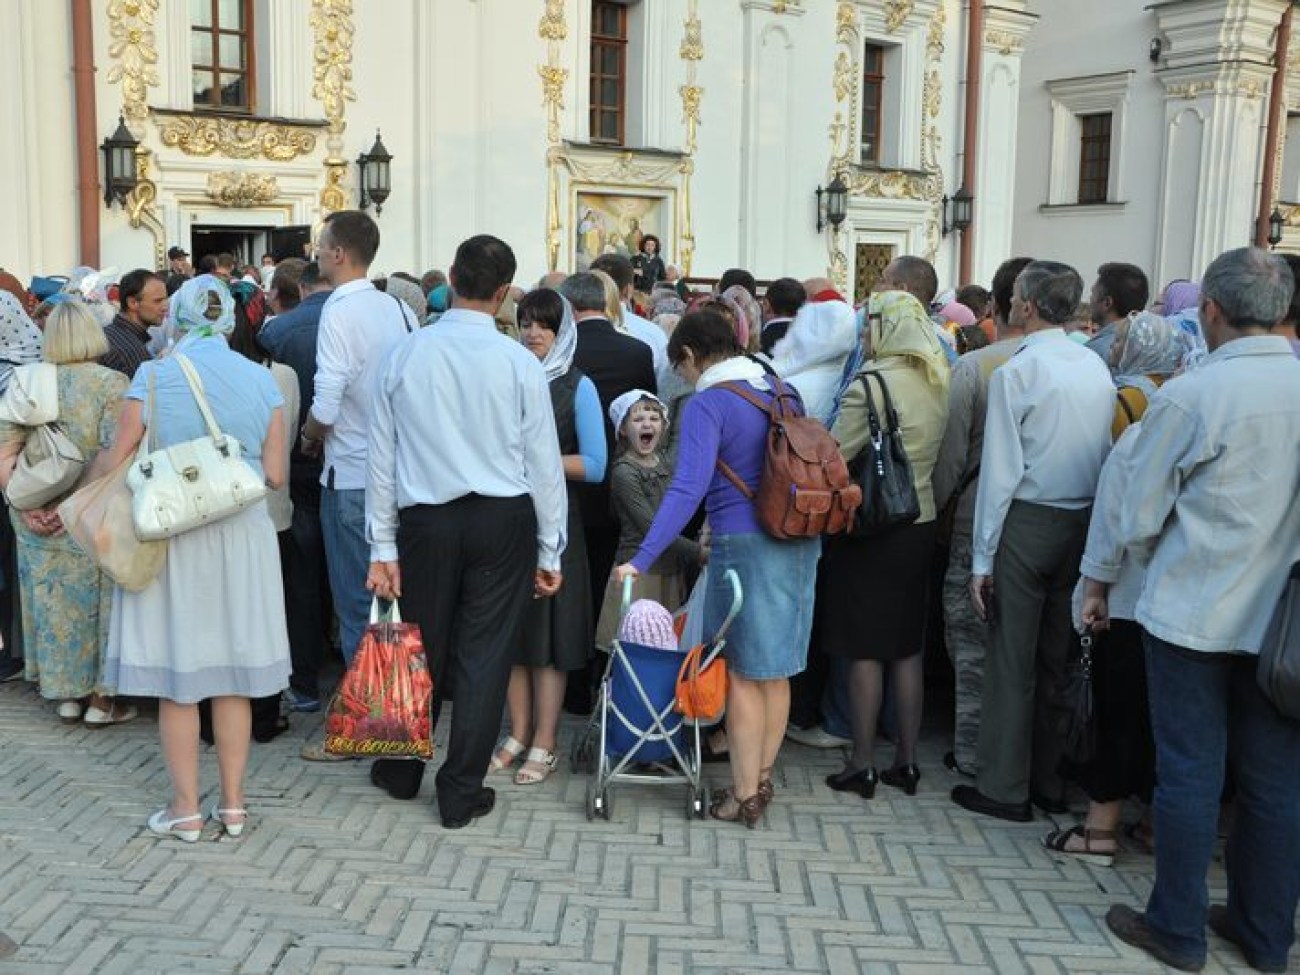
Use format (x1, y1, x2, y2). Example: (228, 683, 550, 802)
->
(324, 599, 434, 758)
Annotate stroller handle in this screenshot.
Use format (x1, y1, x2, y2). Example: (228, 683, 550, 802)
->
(620, 574, 635, 616)
(716, 568, 744, 636)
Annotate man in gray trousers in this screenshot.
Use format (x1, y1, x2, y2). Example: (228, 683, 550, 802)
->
(951, 261, 1114, 822)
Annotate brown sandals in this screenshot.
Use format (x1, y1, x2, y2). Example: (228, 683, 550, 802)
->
(709, 789, 765, 828)
(1042, 824, 1117, 867)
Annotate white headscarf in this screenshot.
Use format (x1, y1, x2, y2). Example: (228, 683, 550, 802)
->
(608, 388, 668, 433)
(0, 292, 44, 395)
(522, 290, 579, 383)
(771, 300, 858, 378)
(1114, 311, 1191, 399)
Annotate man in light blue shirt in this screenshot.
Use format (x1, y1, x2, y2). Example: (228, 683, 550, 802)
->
(1098, 247, 1300, 974)
(366, 235, 566, 830)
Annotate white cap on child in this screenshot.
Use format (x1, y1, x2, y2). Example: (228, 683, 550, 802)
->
(608, 389, 669, 433)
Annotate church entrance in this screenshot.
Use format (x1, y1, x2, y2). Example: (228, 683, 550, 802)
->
(190, 224, 312, 268)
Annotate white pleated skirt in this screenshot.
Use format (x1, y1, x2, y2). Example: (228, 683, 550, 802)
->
(103, 503, 291, 704)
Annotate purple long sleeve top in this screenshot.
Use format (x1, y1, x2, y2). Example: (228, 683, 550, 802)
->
(631, 385, 774, 573)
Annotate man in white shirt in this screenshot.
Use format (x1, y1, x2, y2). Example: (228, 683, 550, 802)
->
(299, 210, 416, 761)
(366, 235, 566, 830)
(951, 260, 1114, 823)
(1097, 247, 1300, 974)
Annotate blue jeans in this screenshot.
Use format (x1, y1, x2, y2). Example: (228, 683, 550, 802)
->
(320, 487, 370, 665)
(1143, 632, 1300, 968)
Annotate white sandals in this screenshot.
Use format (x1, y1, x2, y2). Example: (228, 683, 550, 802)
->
(514, 747, 558, 785)
(490, 736, 527, 773)
(210, 805, 248, 838)
(147, 808, 204, 843)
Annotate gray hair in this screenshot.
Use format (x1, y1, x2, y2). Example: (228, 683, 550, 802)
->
(1201, 247, 1293, 329)
(1017, 260, 1084, 325)
(558, 271, 607, 313)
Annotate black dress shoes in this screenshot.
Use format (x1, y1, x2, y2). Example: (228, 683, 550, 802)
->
(370, 759, 425, 801)
(1207, 904, 1287, 973)
(951, 784, 1033, 823)
(880, 763, 921, 796)
(826, 766, 877, 799)
(1106, 905, 1205, 972)
(441, 787, 496, 830)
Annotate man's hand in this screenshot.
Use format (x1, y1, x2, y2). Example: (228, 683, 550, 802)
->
(367, 561, 402, 601)
(299, 432, 323, 459)
(969, 574, 993, 621)
(1080, 577, 1111, 631)
(534, 569, 563, 598)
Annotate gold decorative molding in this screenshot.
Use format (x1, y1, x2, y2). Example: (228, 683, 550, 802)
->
(540, 0, 570, 269)
(677, 0, 704, 274)
(125, 146, 165, 269)
(560, 151, 684, 187)
(106, 0, 160, 124)
(205, 172, 280, 208)
(849, 169, 930, 201)
(985, 29, 1024, 55)
(539, 0, 567, 41)
(310, 0, 355, 213)
(157, 115, 318, 161)
(680, 10, 704, 62)
(885, 1, 915, 33)
(1165, 81, 1213, 100)
(919, 3, 947, 260)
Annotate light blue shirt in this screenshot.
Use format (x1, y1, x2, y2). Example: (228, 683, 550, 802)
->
(129, 337, 283, 480)
(1118, 335, 1300, 654)
(366, 308, 568, 569)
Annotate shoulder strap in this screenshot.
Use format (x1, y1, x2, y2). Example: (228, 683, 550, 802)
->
(713, 383, 765, 500)
(716, 380, 772, 414)
(390, 292, 415, 333)
(857, 374, 884, 442)
(864, 371, 902, 433)
(174, 354, 227, 443)
(137, 367, 157, 462)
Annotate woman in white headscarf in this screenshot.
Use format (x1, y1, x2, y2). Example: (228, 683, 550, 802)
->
(495, 288, 607, 784)
(770, 299, 859, 426)
(92, 274, 291, 843)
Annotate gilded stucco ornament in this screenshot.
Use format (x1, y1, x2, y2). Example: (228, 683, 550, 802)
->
(106, 0, 160, 123)
(158, 116, 318, 161)
(540, 0, 570, 269)
(205, 172, 280, 208)
(885, 1, 915, 33)
(125, 146, 166, 269)
(677, 0, 704, 274)
(311, 0, 355, 213)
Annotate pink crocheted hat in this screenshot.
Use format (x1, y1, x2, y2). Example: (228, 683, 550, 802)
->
(618, 599, 678, 651)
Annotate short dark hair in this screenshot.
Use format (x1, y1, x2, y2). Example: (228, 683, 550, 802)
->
(889, 256, 939, 306)
(668, 308, 743, 367)
(765, 278, 806, 318)
(1018, 260, 1085, 325)
(1283, 254, 1300, 328)
(270, 258, 307, 310)
(640, 234, 661, 255)
(449, 235, 517, 301)
(196, 255, 217, 275)
(955, 284, 991, 318)
(717, 268, 757, 298)
(421, 269, 447, 294)
(119, 269, 163, 310)
(300, 261, 325, 291)
(991, 257, 1034, 324)
(215, 252, 236, 271)
(517, 288, 566, 334)
(590, 253, 634, 292)
(322, 210, 381, 268)
(1095, 262, 1150, 317)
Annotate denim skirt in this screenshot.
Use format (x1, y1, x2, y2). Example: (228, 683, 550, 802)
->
(702, 531, 820, 680)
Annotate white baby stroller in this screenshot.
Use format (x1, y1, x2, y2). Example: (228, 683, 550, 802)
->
(571, 569, 742, 821)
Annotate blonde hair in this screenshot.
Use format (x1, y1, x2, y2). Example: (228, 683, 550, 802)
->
(43, 300, 110, 364)
(591, 269, 623, 327)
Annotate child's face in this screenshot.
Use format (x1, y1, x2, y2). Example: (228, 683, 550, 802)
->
(622, 402, 665, 458)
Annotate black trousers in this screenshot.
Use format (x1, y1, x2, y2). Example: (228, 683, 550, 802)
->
(565, 522, 619, 714)
(374, 495, 537, 821)
(278, 490, 332, 699)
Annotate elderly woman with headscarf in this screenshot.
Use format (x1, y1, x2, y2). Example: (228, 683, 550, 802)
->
(92, 274, 290, 843)
(822, 290, 950, 802)
(493, 288, 607, 785)
(1109, 311, 1191, 440)
(0, 299, 131, 727)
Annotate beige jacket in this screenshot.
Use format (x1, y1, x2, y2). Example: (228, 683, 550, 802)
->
(832, 360, 949, 523)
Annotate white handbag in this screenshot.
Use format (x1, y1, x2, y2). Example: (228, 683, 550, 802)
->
(0, 363, 58, 425)
(127, 354, 267, 541)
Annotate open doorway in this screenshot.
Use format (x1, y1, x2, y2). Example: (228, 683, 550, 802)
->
(190, 224, 312, 270)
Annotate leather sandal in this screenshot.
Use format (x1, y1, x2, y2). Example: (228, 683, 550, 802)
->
(490, 735, 527, 773)
(514, 747, 557, 785)
(708, 788, 764, 829)
(757, 767, 775, 807)
(209, 805, 248, 838)
(1042, 824, 1117, 867)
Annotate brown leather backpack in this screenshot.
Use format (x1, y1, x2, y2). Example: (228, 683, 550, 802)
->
(715, 377, 862, 539)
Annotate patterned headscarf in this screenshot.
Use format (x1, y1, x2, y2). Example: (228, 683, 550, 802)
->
(0, 292, 44, 395)
(722, 285, 762, 353)
(385, 275, 427, 324)
(0, 272, 34, 316)
(1114, 311, 1190, 398)
(171, 274, 235, 338)
(868, 290, 950, 390)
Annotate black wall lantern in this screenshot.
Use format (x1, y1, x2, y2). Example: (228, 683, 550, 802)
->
(357, 130, 393, 213)
(101, 114, 140, 207)
(815, 173, 849, 233)
(942, 187, 974, 237)
(1269, 207, 1285, 249)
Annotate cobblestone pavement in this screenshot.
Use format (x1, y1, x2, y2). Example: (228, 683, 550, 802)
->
(0, 679, 1279, 974)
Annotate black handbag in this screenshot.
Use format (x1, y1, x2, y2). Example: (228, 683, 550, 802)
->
(849, 371, 920, 537)
(1258, 562, 1300, 720)
(1057, 631, 1098, 764)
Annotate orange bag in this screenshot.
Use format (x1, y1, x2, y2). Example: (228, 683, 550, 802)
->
(324, 599, 434, 758)
(674, 643, 728, 722)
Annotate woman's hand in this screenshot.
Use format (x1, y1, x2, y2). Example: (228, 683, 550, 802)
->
(614, 563, 639, 585)
(20, 508, 62, 537)
(1080, 577, 1111, 631)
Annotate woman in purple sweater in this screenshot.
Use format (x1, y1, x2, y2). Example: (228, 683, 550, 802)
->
(615, 310, 820, 827)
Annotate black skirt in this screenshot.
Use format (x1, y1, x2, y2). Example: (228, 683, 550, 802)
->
(1061, 620, 1155, 803)
(516, 502, 592, 672)
(818, 520, 938, 661)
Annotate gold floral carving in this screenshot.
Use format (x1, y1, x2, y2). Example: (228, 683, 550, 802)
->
(106, 0, 160, 123)
(125, 146, 166, 270)
(560, 152, 683, 187)
(677, 0, 704, 274)
(541, 0, 570, 269)
(205, 172, 280, 208)
(157, 115, 318, 161)
(833, 51, 856, 103)
(311, 0, 355, 213)
(836, 1, 858, 42)
(539, 0, 567, 41)
(1166, 81, 1212, 100)
(884, 1, 915, 33)
(680, 11, 704, 62)
(984, 29, 1024, 55)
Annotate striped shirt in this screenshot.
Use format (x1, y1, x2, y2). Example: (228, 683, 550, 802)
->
(101, 313, 152, 378)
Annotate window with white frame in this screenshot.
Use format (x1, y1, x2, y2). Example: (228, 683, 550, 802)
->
(859, 40, 904, 167)
(1044, 71, 1132, 206)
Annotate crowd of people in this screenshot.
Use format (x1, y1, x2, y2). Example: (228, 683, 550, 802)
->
(0, 211, 1297, 972)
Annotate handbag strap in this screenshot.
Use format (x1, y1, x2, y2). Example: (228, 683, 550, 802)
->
(863, 371, 903, 433)
(173, 354, 228, 444)
(137, 367, 158, 463)
(857, 375, 885, 446)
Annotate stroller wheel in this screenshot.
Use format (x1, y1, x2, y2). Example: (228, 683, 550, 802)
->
(585, 780, 598, 821)
(596, 788, 612, 821)
(690, 788, 709, 820)
(571, 736, 594, 776)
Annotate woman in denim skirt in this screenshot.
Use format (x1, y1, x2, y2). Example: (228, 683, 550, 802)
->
(616, 309, 819, 828)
